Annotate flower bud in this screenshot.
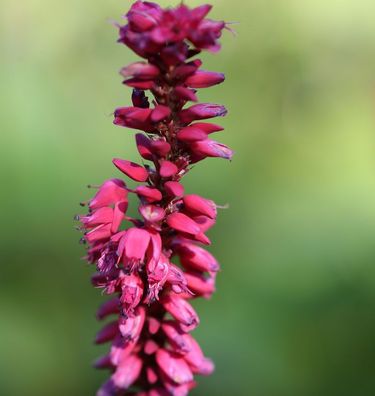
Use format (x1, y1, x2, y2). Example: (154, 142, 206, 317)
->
(113, 158, 149, 182)
(185, 70, 225, 88)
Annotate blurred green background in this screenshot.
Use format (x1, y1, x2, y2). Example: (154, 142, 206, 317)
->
(1, 0, 375, 395)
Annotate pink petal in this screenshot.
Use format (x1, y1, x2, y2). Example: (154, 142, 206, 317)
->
(166, 213, 201, 235)
(113, 158, 149, 182)
(159, 160, 178, 178)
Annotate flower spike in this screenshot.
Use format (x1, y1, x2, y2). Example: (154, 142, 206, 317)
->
(77, 2, 232, 395)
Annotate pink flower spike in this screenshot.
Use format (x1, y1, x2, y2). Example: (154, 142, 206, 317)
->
(113, 158, 149, 182)
(156, 349, 194, 385)
(183, 194, 217, 219)
(112, 354, 143, 390)
(151, 105, 172, 123)
(135, 185, 162, 202)
(185, 70, 225, 88)
(78, 2, 233, 393)
(164, 181, 185, 198)
(179, 103, 227, 123)
(166, 213, 201, 235)
(159, 160, 178, 178)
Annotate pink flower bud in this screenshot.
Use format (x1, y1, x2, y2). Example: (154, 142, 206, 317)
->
(184, 272, 215, 298)
(156, 349, 193, 384)
(89, 179, 127, 210)
(190, 122, 224, 133)
(123, 78, 155, 90)
(162, 321, 191, 354)
(113, 158, 149, 182)
(135, 186, 162, 202)
(179, 103, 227, 123)
(95, 321, 118, 344)
(93, 355, 112, 369)
(114, 107, 153, 131)
(166, 263, 188, 294)
(183, 337, 214, 376)
(185, 70, 225, 88)
(183, 194, 217, 219)
(148, 317, 161, 335)
(112, 354, 143, 389)
(189, 139, 233, 160)
(150, 140, 171, 156)
(120, 62, 160, 79)
(136, 133, 153, 160)
(97, 298, 119, 320)
(174, 86, 198, 102)
(119, 273, 144, 315)
(175, 241, 220, 272)
(191, 215, 215, 232)
(191, 4, 213, 20)
(164, 181, 185, 198)
(144, 339, 159, 355)
(177, 126, 208, 142)
(172, 60, 202, 80)
(162, 294, 199, 330)
(119, 306, 145, 340)
(127, 1, 162, 32)
(159, 160, 178, 178)
(166, 213, 201, 235)
(146, 367, 159, 384)
(151, 105, 171, 123)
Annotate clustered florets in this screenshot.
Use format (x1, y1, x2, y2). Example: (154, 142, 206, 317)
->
(77, 1, 233, 395)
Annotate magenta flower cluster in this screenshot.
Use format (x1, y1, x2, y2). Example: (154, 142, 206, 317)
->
(77, 2, 232, 395)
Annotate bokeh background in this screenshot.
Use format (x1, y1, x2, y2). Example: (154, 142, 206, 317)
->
(1, 0, 375, 395)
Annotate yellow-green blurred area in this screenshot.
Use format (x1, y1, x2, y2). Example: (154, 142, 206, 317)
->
(1, 0, 375, 394)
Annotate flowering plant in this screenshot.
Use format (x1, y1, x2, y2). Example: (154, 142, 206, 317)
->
(77, 2, 232, 395)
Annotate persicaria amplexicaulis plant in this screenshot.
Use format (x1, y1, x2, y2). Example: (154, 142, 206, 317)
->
(76, 1, 233, 395)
